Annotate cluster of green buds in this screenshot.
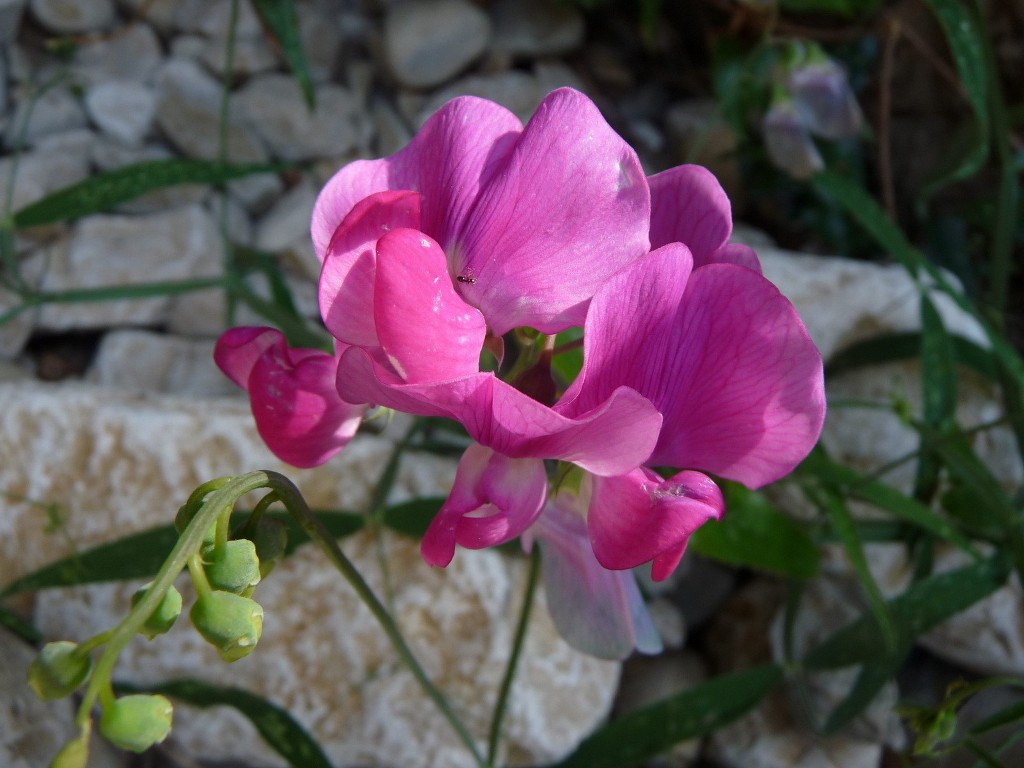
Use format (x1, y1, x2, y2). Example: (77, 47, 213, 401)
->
(26, 473, 290, 766)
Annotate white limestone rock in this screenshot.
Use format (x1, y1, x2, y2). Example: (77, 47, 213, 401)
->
(235, 74, 361, 162)
(87, 330, 235, 396)
(72, 22, 163, 86)
(154, 58, 268, 162)
(254, 179, 318, 277)
(5, 83, 87, 148)
(29, 0, 114, 33)
(384, 0, 492, 89)
(85, 80, 156, 145)
(1, 128, 92, 219)
(0, 382, 620, 768)
(490, 0, 585, 58)
(35, 204, 223, 331)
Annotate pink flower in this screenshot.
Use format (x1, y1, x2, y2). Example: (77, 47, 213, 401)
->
(214, 327, 365, 468)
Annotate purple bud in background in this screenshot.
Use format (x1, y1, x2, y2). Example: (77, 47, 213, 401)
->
(788, 57, 863, 141)
(762, 99, 825, 180)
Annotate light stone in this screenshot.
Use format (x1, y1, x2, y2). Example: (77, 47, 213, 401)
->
(154, 58, 268, 162)
(35, 205, 223, 331)
(5, 83, 87, 148)
(0, 0, 26, 45)
(235, 74, 361, 162)
(254, 179, 318, 278)
(29, 0, 113, 33)
(419, 70, 542, 126)
(384, 0, 492, 89)
(72, 22, 163, 86)
(490, 0, 585, 58)
(1, 382, 620, 767)
(84, 81, 156, 145)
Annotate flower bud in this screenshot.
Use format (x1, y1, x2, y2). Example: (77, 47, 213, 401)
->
(762, 99, 824, 180)
(49, 724, 90, 768)
(789, 57, 863, 141)
(28, 641, 92, 700)
(250, 517, 288, 578)
(98, 694, 173, 753)
(131, 583, 183, 639)
(174, 504, 218, 548)
(202, 539, 261, 595)
(190, 590, 263, 662)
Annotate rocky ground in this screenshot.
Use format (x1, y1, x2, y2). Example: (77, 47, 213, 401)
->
(2, 1, 1024, 767)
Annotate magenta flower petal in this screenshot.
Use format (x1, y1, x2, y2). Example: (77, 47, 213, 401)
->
(588, 469, 723, 581)
(562, 244, 824, 487)
(451, 88, 651, 334)
(422, 444, 547, 567)
(649, 165, 734, 265)
(311, 97, 521, 262)
(524, 491, 661, 659)
(319, 190, 421, 346)
(373, 229, 487, 383)
(336, 349, 661, 476)
(214, 328, 365, 468)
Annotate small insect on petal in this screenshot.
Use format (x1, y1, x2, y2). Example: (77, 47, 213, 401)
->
(456, 275, 477, 284)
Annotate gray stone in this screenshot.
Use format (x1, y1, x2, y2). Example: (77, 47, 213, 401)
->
(5, 83, 87, 148)
(235, 74, 361, 162)
(384, 0, 492, 89)
(373, 97, 413, 156)
(490, 0, 585, 58)
(35, 204, 223, 331)
(85, 81, 156, 145)
(419, 70, 542, 126)
(87, 330, 236, 396)
(664, 99, 744, 208)
(0, 0, 26, 45)
(154, 58, 268, 162)
(0, 382, 620, 768)
(72, 22, 163, 86)
(29, 0, 114, 33)
(200, 33, 279, 78)
(193, 0, 262, 38)
(255, 179, 318, 278)
(299, 5, 343, 82)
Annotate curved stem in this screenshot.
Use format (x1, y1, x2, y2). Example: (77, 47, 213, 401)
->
(487, 547, 541, 765)
(265, 470, 488, 768)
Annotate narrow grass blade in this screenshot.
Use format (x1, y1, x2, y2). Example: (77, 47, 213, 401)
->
(251, 0, 315, 109)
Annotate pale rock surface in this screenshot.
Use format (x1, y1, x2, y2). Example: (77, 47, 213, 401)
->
(87, 330, 235, 396)
(72, 22, 163, 86)
(155, 58, 268, 163)
(6, 83, 87, 147)
(664, 99, 743, 206)
(193, 0, 263, 38)
(29, 0, 113, 33)
(419, 70, 544, 126)
(0, 0, 26, 45)
(704, 581, 885, 768)
(85, 80, 156, 145)
(89, 140, 211, 213)
(490, 0, 585, 58)
(0, 382, 620, 767)
(384, 0, 492, 89)
(255, 179, 318, 277)
(0, 628, 130, 768)
(299, 5, 343, 82)
(35, 204, 222, 331)
(1, 128, 92, 220)
(372, 96, 413, 156)
(235, 74, 362, 162)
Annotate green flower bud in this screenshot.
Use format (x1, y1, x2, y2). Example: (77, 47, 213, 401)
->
(190, 590, 263, 662)
(202, 539, 261, 595)
(49, 724, 90, 768)
(250, 518, 288, 578)
(28, 641, 92, 700)
(131, 583, 183, 639)
(98, 694, 173, 753)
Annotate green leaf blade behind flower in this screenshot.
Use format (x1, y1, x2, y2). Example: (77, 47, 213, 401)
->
(689, 484, 820, 579)
(250, 0, 316, 110)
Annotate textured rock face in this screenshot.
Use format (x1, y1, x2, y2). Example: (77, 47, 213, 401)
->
(0, 383, 620, 767)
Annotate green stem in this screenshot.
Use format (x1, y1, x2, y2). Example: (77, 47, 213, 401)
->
(74, 473, 268, 727)
(265, 470, 488, 768)
(487, 547, 541, 765)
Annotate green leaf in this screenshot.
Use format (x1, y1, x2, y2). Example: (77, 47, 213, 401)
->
(822, 658, 903, 734)
(380, 498, 444, 540)
(251, 0, 315, 110)
(0, 604, 42, 643)
(825, 331, 996, 381)
(689, 485, 820, 579)
(803, 554, 1008, 670)
(552, 327, 583, 388)
(0, 511, 365, 597)
(547, 664, 783, 768)
(118, 679, 333, 768)
(799, 450, 979, 554)
(920, 295, 958, 430)
(13, 159, 280, 228)
(919, 0, 989, 198)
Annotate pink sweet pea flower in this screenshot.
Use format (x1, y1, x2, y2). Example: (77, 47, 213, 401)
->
(214, 327, 366, 468)
(314, 88, 665, 476)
